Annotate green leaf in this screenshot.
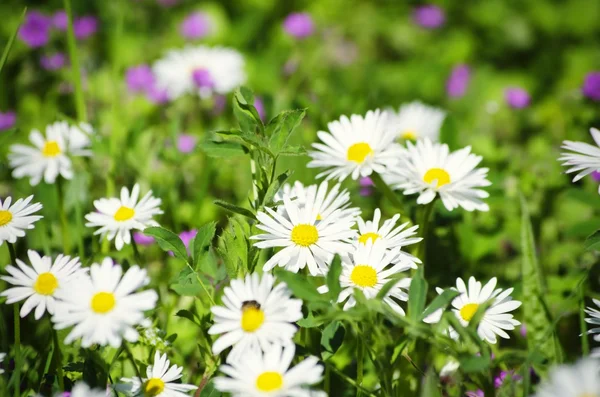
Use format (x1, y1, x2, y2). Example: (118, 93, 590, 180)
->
(170, 267, 203, 296)
(420, 289, 460, 321)
(200, 141, 246, 157)
(584, 230, 600, 251)
(278, 145, 308, 156)
(0, 7, 26, 75)
(266, 109, 306, 155)
(214, 199, 256, 220)
(326, 256, 342, 302)
(297, 311, 323, 328)
(439, 115, 459, 151)
(263, 169, 293, 208)
(175, 309, 201, 327)
(144, 227, 189, 262)
(408, 266, 427, 321)
(274, 269, 324, 302)
(420, 369, 442, 397)
(233, 87, 263, 134)
(192, 222, 217, 266)
(375, 273, 405, 300)
(217, 217, 250, 278)
(320, 321, 345, 360)
(458, 354, 491, 374)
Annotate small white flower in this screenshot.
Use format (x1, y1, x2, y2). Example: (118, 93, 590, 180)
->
(318, 241, 413, 314)
(585, 298, 600, 357)
(52, 258, 158, 348)
(0, 195, 43, 246)
(355, 208, 422, 265)
(439, 359, 460, 378)
(533, 358, 600, 397)
(120, 351, 197, 397)
(85, 184, 163, 251)
(67, 382, 107, 397)
(1, 250, 86, 320)
(308, 109, 403, 181)
(0, 352, 5, 374)
(8, 121, 93, 185)
(252, 189, 356, 276)
(153, 45, 246, 100)
(385, 138, 491, 212)
(208, 273, 302, 362)
(214, 343, 324, 397)
(384, 101, 446, 142)
(440, 277, 521, 344)
(559, 127, 600, 193)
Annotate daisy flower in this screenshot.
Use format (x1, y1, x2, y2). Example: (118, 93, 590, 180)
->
(85, 184, 163, 251)
(8, 121, 93, 185)
(307, 109, 403, 181)
(532, 358, 600, 397)
(251, 190, 356, 276)
(0, 195, 43, 246)
(441, 277, 521, 344)
(385, 138, 491, 212)
(585, 298, 600, 357)
(153, 45, 246, 100)
(355, 208, 422, 265)
(274, 180, 361, 222)
(120, 351, 197, 397)
(318, 240, 413, 314)
(68, 382, 107, 397)
(214, 343, 324, 397)
(52, 258, 158, 347)
(0, 352, 5, 374)
(208, 273, 302, 362)
(559, 127, 600, 193)
(384, 101, 446, 141)
(1, 250, 86, 320)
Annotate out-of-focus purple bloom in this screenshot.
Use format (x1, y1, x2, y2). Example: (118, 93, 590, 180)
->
(591, 171, 600, 182)
(283, 59, 299, 76)
(40, 52, 67, 71)
(359, 176, 374, 197)
(53, 11, 68, 31)
(177, 134, 196, 153)
(180, 12, 211, 39)
(0, 111, 17, 131)
(446, 64, 471, 98)
(254, 97, 266, 122)
(126, 65, 155, 94)
(494, 371, 522, 388)
(19, 11, 52, 48)
(157, 0, 178, 6)
(520, 324, 527, 337)
(146, 83, 170, 104)
(61, 393, 71, 397)
(133, 232, 155, 246)
(191, 68, 215, 89)
(73, 16, 98, 40)
(169, 230, 197, 256)
(413, 5, 445, 29)
(466, 391, 484, 397)
(212, 95, 227, 115)
(283, 13, 314, 39)
(582, 72, 600, 101)
(505, 87, 530, 109)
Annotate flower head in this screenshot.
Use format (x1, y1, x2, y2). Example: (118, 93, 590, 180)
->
(85, 184, 163, 251)
(52, 258, 158, 347)
(582, 71, 600, 101)
(0, 111, 16, 131)
(412, 5, 445, 29)
(215, 343, 324, 397)
(52, 11, 68, 31)
(505, 87, 530, 109)
(533, 358, 600, 397)
(40, 52, 67, 71)
(73, 16, 98, 40)
(180, 12, 212, 40)
(0, 195, 43, 245)
(560, 127, 600, 192)
(177, 134, 196, 153)
(126, 65, 155, 94)
(283, 13, 315, 39)
(133, 232, 155, 246)
(67, 382, 107, 397)
(446, 64, 471, 98)
(208, 273, 303, 362)
(18, 11, 51, 48)
(384, 101, 446, 142)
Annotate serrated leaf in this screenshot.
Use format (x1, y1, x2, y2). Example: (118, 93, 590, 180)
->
(274, 269, 324, 302)
(326, 256, 342, 302)
(278, 145, 307, 156)
(170, 267, 202, 296)
(217, 217, 250, 278)
(266, 109, 306, 155)
(408, 266, 427, 321)
(297, 311, 323, 328)
(233, 87, 263, 134)
(192, 222, 217, 267)
(214, 199, 256, 220)
(144, 227, 189, 263)
(200, 141, 246, 157)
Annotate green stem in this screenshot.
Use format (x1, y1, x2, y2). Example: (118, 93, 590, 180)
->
(580, 279, 590, 356)
(371, 173, 410, 222)
(414, 198, 436, 263)
(7, 244, 20, 397)
(63, 0, 87, 121)
(326, 362, 376, 397)
(56, 179, 70, 254)
(74, 202, 85, 259)
(130, 231, 142, 265)
(356, 337, 364, 397)
(185, 262, 216, 306)
(123, 343, 142, 382)
(51, 326, 64, 391)
(0, 8, 26, 75)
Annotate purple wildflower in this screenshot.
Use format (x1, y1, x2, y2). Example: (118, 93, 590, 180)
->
(582, 72, 600, 101)
(0, 111, 16, 131)
(177, 134, 196, 153)
(413, 5, 445, 29)
(146, 82, 170, 104)
(446, 64, 471, 98)
(126, 65, 155, 94)
(592, 171, 600, 182)
(52, 11, 68, 31)
(18, 11, 52, 48)
(180, 12, 212, 40)
(283, 13, 314, 39)
(494, 371, 522, 388)
(466, 391, 484, 397)
(73, 16, 98, 40)
(359, 177, 374, 197)
(254, 97, 266, 122)
(520, 324, 527, 337)
(505, 87, 530, 109)
(212, 95, 227, 115)
(168, 230, 197, 256)
(40, 52, 67, 71)
(133, 232, 155, 246)
(191, 68, 215, 89)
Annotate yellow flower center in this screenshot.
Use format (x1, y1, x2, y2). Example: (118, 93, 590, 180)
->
(423, 168, 451, 187)
(241, 301, 265, 332)
(144, 378, 165, 397)
(256, 371, 283, 392)
(459, 303, 479, 322)
(401, 130, 417, 140)
(114, 206, 135, 222)
(346, 142, 374, 163)
(0, 210, 13, 227)
(42, 140, 61, 157)
(291, 224, 319, 247)
(33, 272, 58, 296)
(358, 232, 380, 244)
(91, 292, 116, 314)
(350, 265, 378, 288)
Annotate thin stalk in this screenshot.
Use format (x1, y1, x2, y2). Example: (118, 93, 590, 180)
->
(580, 280, 589, 356)
(56, 178, 70, 254)
(414, 198, 436, 262)
(63, 0, 87, 121)
(123, 343, 142, 382)
(326, 362, 377, 397)
(51, 326, 64, 390)
(7, 244, 20, 397)
(130, 231, 142, 265)
(185, 262, 216, 306)
(0, 8, 26, 74)
(356, 337, 364, 397)
(371, 173, 410, 222)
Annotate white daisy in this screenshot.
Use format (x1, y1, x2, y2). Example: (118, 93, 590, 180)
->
(85, 184, 163, 251)
(120, 351, 197, 397)
(0, 195, 43, 246)
(385, 138, 491, 212)
(251, 190, 356, 276)
(560, 127, 600, 193)
(214, 343, 324, 397)
(0, 352, 5, 374)
(585, 298, 600, 357)
(208, 273, 302, 362)
(440, 277, 521, 344)
(1, 250, 86, 320)
(153, 45, 246, 100)
(52, 258, 158, 347)
(355, 208, 422, 265)
(307, 109, 403, 181)
(384, 101, 446, 142)
(8, 121, 92, 185)
(318, 240, 413, 314)
(533, 358, 600, 397)
(274, 180, 361, 222)
(67, 382, 107, 397)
